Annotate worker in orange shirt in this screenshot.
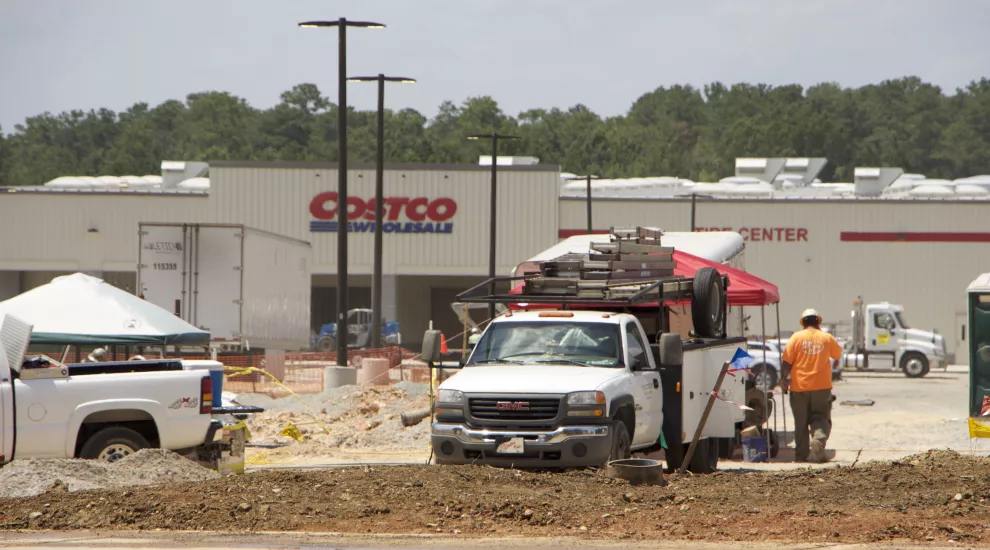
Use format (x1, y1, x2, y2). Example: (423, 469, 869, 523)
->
(781, 309, 843, 463)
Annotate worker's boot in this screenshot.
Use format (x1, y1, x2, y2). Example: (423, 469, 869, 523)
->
(810, 430, 828, 463)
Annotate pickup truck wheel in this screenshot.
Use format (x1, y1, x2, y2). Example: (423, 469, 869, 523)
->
(80, 427, 150, 463)
(317, 336, 335, 353)
(901, 352, 930, 378)
(751, 364, 778, 391)
(608, 420, 631, 464)
(691, 267, 725, 339)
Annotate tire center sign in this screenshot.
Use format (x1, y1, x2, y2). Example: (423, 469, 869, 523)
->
(309, 191, 457, 234)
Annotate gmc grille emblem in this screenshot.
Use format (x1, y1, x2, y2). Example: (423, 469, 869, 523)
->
(496, 401, 530, 411)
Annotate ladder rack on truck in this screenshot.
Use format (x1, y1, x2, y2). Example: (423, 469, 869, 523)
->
(456, 226, 729, 339)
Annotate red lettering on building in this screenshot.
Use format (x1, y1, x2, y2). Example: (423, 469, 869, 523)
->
(309, 192, 457, 222)
(693, 227, 808, 242)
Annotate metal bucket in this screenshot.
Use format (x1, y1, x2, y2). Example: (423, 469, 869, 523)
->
(606, 458, 668, 486)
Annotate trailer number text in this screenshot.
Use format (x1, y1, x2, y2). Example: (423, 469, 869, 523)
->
(153, 262, 178, 271)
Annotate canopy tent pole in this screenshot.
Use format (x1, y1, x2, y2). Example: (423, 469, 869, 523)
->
(776, 302, 787, 449)
(761, 306, 770, 459)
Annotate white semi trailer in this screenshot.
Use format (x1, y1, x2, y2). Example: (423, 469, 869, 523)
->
(137, 223, 312, 354)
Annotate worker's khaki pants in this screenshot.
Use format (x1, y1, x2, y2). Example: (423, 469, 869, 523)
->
(789, 389, 832, 461)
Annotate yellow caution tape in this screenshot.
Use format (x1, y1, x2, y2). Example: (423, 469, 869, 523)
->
(969, 417, 990, 439)
(279, 423, 304, 443)
(224, 366, 330, 434)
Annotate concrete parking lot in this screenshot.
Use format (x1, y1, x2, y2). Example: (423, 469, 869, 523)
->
(717, 364, 982, 470)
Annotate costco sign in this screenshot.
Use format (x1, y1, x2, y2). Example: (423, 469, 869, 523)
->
(309, 192, 457, 234)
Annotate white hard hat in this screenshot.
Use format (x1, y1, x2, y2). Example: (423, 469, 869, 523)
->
(800, 308, 822, 324)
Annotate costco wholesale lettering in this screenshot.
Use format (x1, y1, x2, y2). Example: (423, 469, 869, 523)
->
(308, 192, 457, 234)
(695, 227, 808, 242)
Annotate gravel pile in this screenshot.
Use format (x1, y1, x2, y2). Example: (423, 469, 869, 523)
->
(0, 449, 220, 499)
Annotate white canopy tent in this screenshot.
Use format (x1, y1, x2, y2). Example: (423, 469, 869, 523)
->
(0, 273, 209, 346)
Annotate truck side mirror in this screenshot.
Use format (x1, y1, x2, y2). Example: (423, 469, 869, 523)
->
(422, 330, 442, 363)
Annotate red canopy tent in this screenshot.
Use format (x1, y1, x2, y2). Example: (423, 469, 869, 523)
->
(507, 249, 779, 308)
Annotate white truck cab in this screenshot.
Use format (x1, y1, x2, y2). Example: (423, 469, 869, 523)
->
(841, 299, 947, 378)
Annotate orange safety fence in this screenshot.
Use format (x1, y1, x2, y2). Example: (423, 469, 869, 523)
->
(24, 346, 432, 399)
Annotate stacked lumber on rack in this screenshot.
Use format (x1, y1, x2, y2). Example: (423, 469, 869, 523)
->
(522, 227, 682, 300)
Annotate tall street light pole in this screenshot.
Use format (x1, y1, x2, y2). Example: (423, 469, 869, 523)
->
(565, 174, 599, 234)
(298, 18, 384, 367)
(466, 133, 520, 322)
(348, 74, 416, 349)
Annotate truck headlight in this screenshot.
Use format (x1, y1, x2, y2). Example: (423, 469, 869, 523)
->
(567, 391, 606, 417)
(437, 389, 465, 404)
(567, 391, 606, 405)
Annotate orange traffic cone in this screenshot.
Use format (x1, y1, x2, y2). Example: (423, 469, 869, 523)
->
(440, 333, 448, 354)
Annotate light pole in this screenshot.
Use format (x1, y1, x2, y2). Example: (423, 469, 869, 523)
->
(466, 132, 520, 321)
(565, 174, 599, 234)
(298, 18, 384, 367)
(347, 74, 416, 349)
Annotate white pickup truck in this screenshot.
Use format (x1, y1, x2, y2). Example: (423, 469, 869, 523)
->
(428, 226, 754, 474)
(429, 309, 745, 473)
(1, 315, 234, 463)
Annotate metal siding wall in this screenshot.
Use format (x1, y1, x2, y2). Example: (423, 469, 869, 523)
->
(559, 197, 990, 357)
(209, 166, 559, 276)
(0, 194, 208, 271)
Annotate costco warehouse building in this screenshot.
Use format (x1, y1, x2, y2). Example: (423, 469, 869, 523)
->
(0, 158, 988, 363)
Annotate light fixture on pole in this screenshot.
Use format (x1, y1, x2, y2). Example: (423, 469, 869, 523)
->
(347, 74, 416, 349)
(298, 18, 384, 367)
(565, 174, 600, 234)
(466, 132, 520, 322)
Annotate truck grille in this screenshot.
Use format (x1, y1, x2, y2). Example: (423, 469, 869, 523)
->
(469, 397, 560, 421)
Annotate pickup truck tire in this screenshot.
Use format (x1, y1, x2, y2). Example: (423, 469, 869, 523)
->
(691, 267, 725, 339)
(688, 438, 719, 474)
(608, 420, 632, 464)
(317, 336, 335, 353)
(79, 427, 150, 463)
(749, 364, 778, 391)
(900, 352, 930, 378)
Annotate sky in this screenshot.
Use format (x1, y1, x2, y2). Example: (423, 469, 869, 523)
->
(1, 0, 989, 131)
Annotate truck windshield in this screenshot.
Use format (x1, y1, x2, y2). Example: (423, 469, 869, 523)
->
(468, 321, 622, 368)
(895, 312, 910, 329)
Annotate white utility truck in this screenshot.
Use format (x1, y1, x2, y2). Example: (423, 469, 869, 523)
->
(0, 314, 257, 464)
(137, 223, 312, 354)
(428, 228, 749, 473)
(839, 298, 947, 378)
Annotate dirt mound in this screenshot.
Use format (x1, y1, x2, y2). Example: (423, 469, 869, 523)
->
(241, 382, 432, 463)
(0, 449, 220, 499)
(2, 450, 989, 543)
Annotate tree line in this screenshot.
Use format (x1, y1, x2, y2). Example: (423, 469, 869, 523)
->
(1, 76, 989, 187)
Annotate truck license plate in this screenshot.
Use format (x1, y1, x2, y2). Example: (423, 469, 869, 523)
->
(496, 437, 525, 454)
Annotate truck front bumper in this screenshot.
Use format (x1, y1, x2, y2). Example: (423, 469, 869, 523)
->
(431, 423, 611, 468)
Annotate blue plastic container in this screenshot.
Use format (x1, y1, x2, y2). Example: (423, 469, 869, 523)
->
(742, 435, 768, 463)
(209, 369, 223, 407)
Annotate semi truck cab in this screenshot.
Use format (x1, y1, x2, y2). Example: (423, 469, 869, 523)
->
(841, 299, 947, 378)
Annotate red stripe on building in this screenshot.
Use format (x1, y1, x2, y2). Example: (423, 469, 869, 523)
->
(558, 229, 610, 238)
(840, 232, 990, 243)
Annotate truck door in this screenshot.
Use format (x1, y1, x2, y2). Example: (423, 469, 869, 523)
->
(623, 322, 662, 447)
(867, 307, 899, 354)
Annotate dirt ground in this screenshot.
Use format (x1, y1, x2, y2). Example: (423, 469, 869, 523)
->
(1, 449, 989, 546)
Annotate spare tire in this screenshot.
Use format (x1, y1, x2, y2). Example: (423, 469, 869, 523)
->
(691, 266, 725, 338)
